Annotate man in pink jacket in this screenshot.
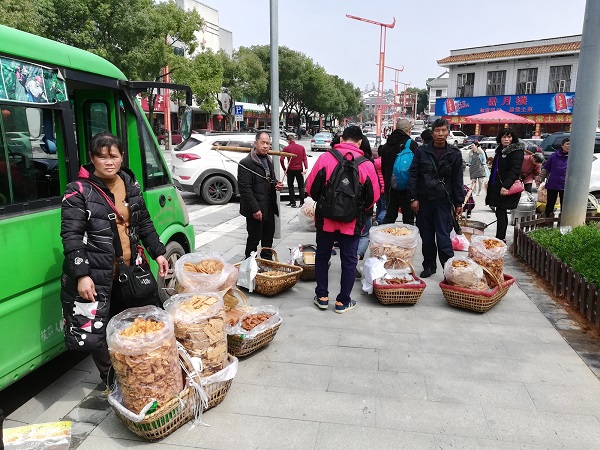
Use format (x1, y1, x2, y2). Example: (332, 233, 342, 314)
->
(305, 126, 380, 313)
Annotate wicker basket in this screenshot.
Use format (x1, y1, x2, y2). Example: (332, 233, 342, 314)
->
(202, 354, 237, 411)
(236, 247, 303, 296)
(440, 267, 513, 313)
(227, 317, 282, 357)
(372, 259, 426, 305)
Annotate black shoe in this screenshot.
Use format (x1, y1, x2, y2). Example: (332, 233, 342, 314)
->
(419, 268, 436, 278)
(287, 202, 297, 208)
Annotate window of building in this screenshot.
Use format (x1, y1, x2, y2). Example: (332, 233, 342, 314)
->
(435, 89, 442, 97)
(486, 70, 506, 96)
(516, 68, 538, 94)
(548, 65, 572, 92)
(456, 73, 474, 97)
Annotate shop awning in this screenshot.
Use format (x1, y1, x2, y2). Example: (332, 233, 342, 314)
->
(462, 109, 535, 124)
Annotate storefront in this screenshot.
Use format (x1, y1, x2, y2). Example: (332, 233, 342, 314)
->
(435, 92, 574, 137)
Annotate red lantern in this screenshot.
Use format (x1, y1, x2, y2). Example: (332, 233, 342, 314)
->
(216, 115, 223, 120)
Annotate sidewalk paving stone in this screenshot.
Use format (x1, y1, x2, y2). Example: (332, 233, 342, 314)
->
(314, 423, 436, 449)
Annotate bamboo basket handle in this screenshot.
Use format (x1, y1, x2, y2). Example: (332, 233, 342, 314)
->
(481, 266, 501, 289)
(258, 247, 279, 262)
(396, 258, 416, 277)
(228, 285, 248, 309)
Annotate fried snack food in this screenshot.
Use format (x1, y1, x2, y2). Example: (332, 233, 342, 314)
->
(241, 313, 273, 331)
(369, 224, 420, 266)
(380, 227, 413, 236)
(108, 312, 183, 415)
(369, 243, 417, 267)
(225, 308, 245, 327)
(260, 270, 288, 277)
(468, 236, 507, 284)
(167, 294, 227, 377)
(299, 201, 316, 218)
(181, 258, 224, 274)
(443, 256, 488, 290)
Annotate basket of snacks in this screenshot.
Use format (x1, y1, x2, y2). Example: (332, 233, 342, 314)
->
(164, 293, 228, 377)
(236, 247, 303, 296)
(107, 307, 201, 440)
(292, 245, 330, 281)
(468, 236, 507, 286)
(175, 252, 238, 293)
(200, 353, 238, 411)
(369, 224, 420, 268)
(227, 306, 282, 357)
(372, 259, 426, 305)
(440, 257, 506, 312)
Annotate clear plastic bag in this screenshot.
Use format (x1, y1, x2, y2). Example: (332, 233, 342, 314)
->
(3, 422, 72, 450)
(200, 354, 238, 387)
(297, 197, 317, 231)
(237, 252, 258, 292)
(227, 305, 281, 339)
(175, 251, 238, 292)
(164, 293, 227, 376)
(369, 223, 420, 266)
(106, 306, 183, 414)
(443, 256, 488, 290)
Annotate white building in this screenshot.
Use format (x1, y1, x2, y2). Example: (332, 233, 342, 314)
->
(425, 70, 449, 118)
(174, 0, 233, 56)
(436, 35, 580, 135)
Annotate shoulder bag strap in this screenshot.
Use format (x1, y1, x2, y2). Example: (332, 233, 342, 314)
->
(425, 153, 462, 233)
(87, 180, 125, 260)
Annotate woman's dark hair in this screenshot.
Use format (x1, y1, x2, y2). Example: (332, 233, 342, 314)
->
(330, 135, 341, 148)
(360, 134, 373, 159)
(496, 128, 519, 145)
(532, 153, 545, 164)
(561, 137, 570, 145)
(420, 129, 433, 145)
(89, 132, 124, 157)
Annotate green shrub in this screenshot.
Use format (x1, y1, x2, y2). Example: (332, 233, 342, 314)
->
(528, 223, 600, 284)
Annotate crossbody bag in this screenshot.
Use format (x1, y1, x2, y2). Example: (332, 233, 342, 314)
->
(87, 181, 159, 306)
(425, 152, 462, 234)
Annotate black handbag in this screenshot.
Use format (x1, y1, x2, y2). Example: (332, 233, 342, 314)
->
(425, 153, 463, 235)
(88, 181, 159, 307)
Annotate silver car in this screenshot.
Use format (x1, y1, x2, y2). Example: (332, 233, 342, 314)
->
(311, 132, 333, 151)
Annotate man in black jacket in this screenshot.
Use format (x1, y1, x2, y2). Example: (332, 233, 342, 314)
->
(238, 131, 284, 259)
(408, 118, 464, 278)
(380, 118, 419, 224)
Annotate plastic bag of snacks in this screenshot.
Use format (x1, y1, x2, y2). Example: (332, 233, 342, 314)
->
(369, 224, 420, 267)
(443, 256, 488, 291)
(107, 306, 183, 415)
(298, 197, 317, 231)
(227, 305, 281, 339)
(468, 236, 507, 283)
(175, 252, 238, 292)
(164, 293, 227, 377)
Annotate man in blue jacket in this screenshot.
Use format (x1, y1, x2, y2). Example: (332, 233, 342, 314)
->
(408, 119, 464, 278)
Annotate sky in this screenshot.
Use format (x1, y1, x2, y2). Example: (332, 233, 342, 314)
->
(200, 0, 587, 92)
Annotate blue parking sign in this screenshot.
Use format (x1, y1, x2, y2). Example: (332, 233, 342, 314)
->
(234, 105, 243, 116)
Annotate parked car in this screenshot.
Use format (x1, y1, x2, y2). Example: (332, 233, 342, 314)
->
(409, 130, 424, 146)
(541, 132, 600, 158)
(171, 132, 317, 204)
(157, 130, 183, 145)
(465, 134, 486, 146)
(311, 132, 333, 151)
(447, 130, 467, 147)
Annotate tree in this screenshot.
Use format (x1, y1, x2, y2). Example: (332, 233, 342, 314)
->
(172, 50, 223, 112)
(407, 87, 428, 115)
(0, 0, 54, 35)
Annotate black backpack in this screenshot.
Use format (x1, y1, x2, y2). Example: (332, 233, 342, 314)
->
(318, 148, 369, 222)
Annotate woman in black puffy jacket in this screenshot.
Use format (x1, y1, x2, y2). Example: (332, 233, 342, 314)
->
(60, 132, 168, 386)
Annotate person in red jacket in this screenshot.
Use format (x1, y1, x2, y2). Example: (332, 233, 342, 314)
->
(373, 155, 386, 223)
(280, 134, 308, 207)
(306, 126, 380, 313)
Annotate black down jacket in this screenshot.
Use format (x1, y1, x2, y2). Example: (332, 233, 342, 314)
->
(238, 151, 279, 219)
(485, 142, 525, 210)
(380, 129, 419, 194)
(60, 164, 166, 352)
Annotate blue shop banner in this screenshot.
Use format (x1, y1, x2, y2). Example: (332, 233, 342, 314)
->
(435, 92, 574, 117)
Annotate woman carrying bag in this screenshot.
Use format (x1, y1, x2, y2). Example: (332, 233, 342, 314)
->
(468, 141, 488, 196)
(485, 128, 525, 242)
(537, 138, 569, 217)
(60, 132, 168, 387)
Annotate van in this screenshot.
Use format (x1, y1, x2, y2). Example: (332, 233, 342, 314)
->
(541, 132, 600, 158)
(0, 25, 195, 390)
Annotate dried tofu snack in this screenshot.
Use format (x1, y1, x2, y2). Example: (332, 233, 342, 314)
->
(164, 293, 227, 376)
(369, 224, 420, 266)
(175, 252, 238, 291)
(468, 236, 507, 284)
(443, 256, 488, 290)
(107, 306, 183, 415)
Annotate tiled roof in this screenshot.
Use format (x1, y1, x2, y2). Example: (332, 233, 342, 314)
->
(437, 42, 580, 64)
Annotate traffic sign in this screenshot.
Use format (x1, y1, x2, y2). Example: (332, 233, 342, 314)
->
(234, 104, 244, 122)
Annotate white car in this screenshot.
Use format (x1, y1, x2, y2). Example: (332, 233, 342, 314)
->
(364, 132, 386, 149)
(589, 155, 600, 199)
(171, 132, 316, 204)
(447, 130, 467, 147)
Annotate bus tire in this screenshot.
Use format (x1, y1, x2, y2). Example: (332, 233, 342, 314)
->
(201, 175, 233, 205)
(158, 241, 186, 303)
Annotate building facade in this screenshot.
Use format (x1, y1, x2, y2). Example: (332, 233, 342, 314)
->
(435, 35, 580, 137)
(174, 0, 233, 56)
(425, 70, 449, 119)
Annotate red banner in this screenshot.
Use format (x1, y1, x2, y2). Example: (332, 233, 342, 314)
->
(138, 94, 166, 113)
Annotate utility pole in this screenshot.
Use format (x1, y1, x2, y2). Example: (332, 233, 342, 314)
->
(270, 0, 281, 238)
(381, 64, 404, 129)
(561, 0, 600, 227)
(347, 14, 396, 138)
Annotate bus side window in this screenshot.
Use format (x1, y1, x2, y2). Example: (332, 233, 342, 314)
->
(83, 101, 110, 147)
(139, 123, 170, 189)
(0, 104, 61, 208)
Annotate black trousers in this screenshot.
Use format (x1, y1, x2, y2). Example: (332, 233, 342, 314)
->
(416, 201, 453, 271)
(287, 170, 305, 205)
(545, 189, 564, 217)
(91, 284, 160, 385)
(382, 188, 414, 225)
(495, 208, 509, 241)
(245, 215, 276, 258)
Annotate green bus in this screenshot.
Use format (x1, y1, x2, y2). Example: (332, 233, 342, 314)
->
(0, 26, 195, 390)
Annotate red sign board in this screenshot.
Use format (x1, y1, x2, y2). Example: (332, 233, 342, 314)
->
(138, 94, 166, 113)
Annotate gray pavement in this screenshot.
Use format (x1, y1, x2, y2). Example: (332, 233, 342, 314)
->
(6, 188, 600, 449)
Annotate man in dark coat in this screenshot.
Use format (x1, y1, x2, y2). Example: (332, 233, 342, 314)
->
(380, 118, 419, 224)
(408, 118, 464, 278)
(238, 131, 284, 259)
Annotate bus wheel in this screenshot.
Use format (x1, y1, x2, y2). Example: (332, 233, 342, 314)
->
(202, 175, 233, 205)
(158, 241, 185, 303)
